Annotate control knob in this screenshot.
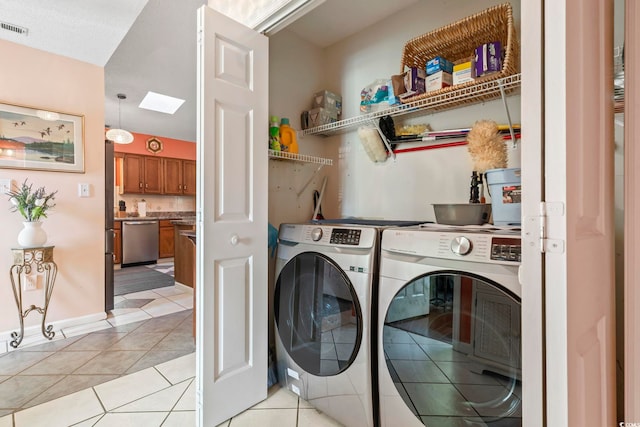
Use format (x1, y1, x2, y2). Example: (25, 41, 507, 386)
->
(311, 227, 323, 241)
(451, 236, 472, 255)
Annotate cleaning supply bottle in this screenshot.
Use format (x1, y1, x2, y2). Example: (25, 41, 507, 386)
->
(279, 118, 299, 154)
(269, 116, 281, 151)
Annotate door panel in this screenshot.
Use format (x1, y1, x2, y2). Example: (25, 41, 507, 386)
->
(197, 6, 268, 426)
(215, 102, 251, 220)
(543, 0, 616, 425)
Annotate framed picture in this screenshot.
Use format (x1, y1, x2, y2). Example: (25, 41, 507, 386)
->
(0, 101, 85, 173)
(146, 137, 163, 154)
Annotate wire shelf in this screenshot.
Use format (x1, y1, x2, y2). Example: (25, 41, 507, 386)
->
(300, 73, 522, 137)
(268, 150, 333, 165)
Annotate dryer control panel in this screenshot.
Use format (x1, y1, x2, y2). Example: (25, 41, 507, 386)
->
(383, 227, 522, 266)
(490, 237, 522, 262)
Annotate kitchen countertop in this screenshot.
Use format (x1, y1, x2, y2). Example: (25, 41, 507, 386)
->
(171, 217, 196, 226)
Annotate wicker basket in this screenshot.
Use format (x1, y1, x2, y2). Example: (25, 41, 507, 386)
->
(399, 2, 519, 105)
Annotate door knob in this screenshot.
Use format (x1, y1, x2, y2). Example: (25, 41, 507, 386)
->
(230, 234, 239, 245)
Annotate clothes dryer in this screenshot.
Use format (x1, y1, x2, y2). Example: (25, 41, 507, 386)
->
(274, 222, 380, 427)
(378, 225, 522, 427)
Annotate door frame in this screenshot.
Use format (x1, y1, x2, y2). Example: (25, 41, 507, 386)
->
(520, 0, 545, 425)
(625, 0, 640, 421)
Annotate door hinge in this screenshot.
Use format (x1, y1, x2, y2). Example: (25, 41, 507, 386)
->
(539, 201, 565, 253)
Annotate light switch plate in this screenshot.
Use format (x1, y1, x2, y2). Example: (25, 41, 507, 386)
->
(78, 183, 90, 198)
(0, 178, 12, 195)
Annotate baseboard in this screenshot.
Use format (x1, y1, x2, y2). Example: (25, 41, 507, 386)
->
(175, 282, 193, 294)
(0, 311, 108, 353)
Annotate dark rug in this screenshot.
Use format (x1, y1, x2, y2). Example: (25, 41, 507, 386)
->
(114, 265, 175, 296)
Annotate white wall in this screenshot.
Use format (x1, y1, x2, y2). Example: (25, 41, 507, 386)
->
(268, 29, 339, 226)
(270, 0, 522, 223)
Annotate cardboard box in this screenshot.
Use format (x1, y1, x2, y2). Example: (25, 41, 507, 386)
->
(400, 67, 426, 99)
(453, 61, 474, 85)
(311, 90, 342, 115)
(307, 107, 338, 128)
(474, 41, 502, 77)
(426, 56, 454, 75)
(426, 71, 453, 92)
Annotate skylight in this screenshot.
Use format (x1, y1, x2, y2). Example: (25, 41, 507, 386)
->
(138, 91, 185, 114)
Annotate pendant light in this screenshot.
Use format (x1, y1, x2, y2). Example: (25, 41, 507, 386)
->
(106, 93, 134, 144)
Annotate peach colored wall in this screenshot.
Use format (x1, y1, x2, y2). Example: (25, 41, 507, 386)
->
(114, 131, 196, 160)
(0, 39, 105, 335)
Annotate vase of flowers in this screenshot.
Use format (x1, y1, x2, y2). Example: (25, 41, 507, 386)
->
(6, 179, 57, 247)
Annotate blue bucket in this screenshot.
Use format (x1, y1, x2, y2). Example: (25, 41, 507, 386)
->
(485, 168, 521, 226)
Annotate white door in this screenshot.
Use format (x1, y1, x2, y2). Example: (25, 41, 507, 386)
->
(524, 0, 617, 425)
(196, 6, 269, 426)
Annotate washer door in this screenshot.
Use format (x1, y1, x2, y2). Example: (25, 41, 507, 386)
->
(275, 252, 362, 377)
(383, 272, 521, 426)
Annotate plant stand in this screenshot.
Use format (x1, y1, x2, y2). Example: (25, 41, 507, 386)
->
(9, 246, 58, 348)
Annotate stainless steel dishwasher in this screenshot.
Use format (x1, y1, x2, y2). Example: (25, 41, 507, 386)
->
(121, 220, 159, 267)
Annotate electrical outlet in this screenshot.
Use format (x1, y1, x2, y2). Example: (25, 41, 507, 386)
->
(23, 274, 37, 291)
(78, 183, 90, 198)
(0, 178, 11, 195)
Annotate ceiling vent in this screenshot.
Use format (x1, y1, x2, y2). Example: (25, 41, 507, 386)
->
(0, 21, 29, 36)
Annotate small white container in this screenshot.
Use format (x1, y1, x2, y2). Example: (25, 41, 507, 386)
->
(138, 200, 147, 217)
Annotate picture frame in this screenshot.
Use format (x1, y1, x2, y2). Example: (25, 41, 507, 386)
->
(146, 137, 163, 154)
(0, 101, 85, 173)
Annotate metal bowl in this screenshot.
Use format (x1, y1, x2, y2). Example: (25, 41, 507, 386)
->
(432, 203, 492, 225)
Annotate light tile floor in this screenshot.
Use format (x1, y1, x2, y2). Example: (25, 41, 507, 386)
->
(0, 285, 195, 418)
(0, 350, 342, 427)
(0, 283, 343, 426)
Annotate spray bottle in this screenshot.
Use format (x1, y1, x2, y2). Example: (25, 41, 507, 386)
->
(269, 116, 281, 151)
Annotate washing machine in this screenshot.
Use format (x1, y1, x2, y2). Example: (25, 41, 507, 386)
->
(274, 220, 424, 427)
(377, 224, 522, 427)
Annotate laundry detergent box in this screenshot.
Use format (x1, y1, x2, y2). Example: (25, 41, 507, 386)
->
(426, 70, 453, 92)
(474, 41, 503, 77)
(399, 67, 426, 99)
(453, 61, 474, 85)
(426, 56, 454, 75)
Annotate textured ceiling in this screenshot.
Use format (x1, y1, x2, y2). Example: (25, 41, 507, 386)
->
(0, 0, 148, 66)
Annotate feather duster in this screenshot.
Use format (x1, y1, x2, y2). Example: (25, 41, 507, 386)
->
(466, 119, 507, 172)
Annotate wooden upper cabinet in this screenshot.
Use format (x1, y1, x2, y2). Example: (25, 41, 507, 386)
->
(121, 154, 195, 195)
(163, 158, 196, 195)
(163, 158, 184, 195)
(122, 154, 144, 194)
(143, 156, 163, 194)
(183, 160, 196, 196)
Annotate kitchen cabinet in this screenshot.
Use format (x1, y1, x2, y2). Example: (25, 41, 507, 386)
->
(113, 221, 122, 264)
(182, 160, 196, 196)
(163, 158, 196, 196)
(174, 223, 195, 288)
(158, 220, 175, 258)
(122, 154, 163, 194)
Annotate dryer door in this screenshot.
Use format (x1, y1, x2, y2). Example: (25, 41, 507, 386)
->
(380, 271, 521, 427)
(275, 251, 362, 376)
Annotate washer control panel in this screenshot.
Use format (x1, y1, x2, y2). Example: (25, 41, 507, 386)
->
(330, 228, 362, 245)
